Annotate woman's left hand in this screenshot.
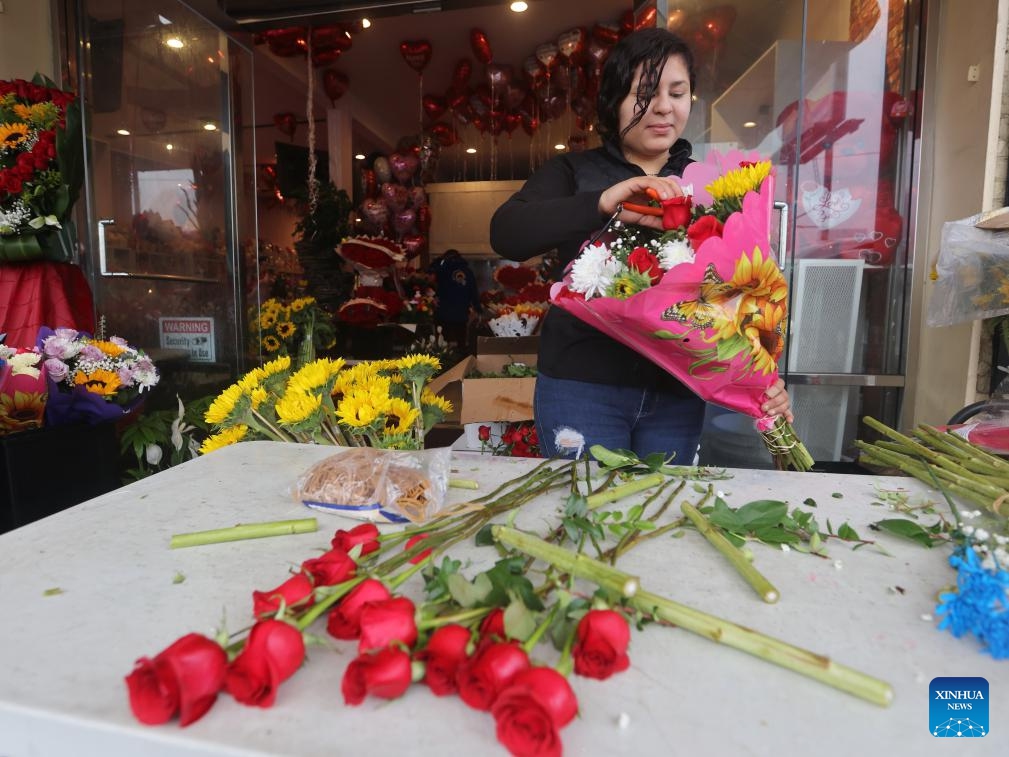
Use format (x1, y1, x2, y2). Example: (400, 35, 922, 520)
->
(761, 379, 793, 423)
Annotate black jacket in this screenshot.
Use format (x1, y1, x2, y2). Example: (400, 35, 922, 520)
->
(490, 139, 693, 392)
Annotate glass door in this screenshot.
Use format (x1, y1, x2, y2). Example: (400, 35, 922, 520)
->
(684, 0, 921, 465)
(75, 0, 256, 388)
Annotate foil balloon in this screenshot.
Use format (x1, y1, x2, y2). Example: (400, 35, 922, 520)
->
(701, 5, 737, 43)
(666, 8, 688, 33)
(521, 115, 540, 137)
(523, 56, 545, 86)
(416, 205, 432, 234)
(557, 27, 586, 62)
(360, 167, 377, 199)
(401, 233, 427, 258)
(393, 208, 417, 237)
(452, 58, 473, 88)
(504, 83, 526, 110)
(445, 85, 469, 110)
(389, 151, 420, 184)
(273, 112, 297, 139)
(486, 63, 513, 90)
(592, 22, 621, 46)
(504, 112, 522, 135)
(311, 48, 343, 68)
(409, 186, 428, 208)
(399, 39, 433, 73)
(381, 182, 409, 211)
(322, 69, 349, 104)
(635, 5, 658, 30)
(422, 93, 447, 121)
(312, 24, 352, 52)
(429, 122, 456, 147)
(360, 198, 389, 229)
(470, 28, 493, 64)
(418, 137, 438, 181)
(373, 155, 392, 184)
(535, 42, 559, 72)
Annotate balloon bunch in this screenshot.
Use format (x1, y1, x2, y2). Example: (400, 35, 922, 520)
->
(254, 24, 355, 68)
(357, 144, 431, 260)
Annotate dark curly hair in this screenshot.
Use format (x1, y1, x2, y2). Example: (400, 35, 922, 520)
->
(596, 28, 696, 144)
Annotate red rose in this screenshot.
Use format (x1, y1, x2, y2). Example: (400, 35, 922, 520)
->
(124, 633, 227, 726)
(331, 523, 381, 557)
(326, 578, 391, 639)
(478, 425, 492, 442)
(494, 667, 578, 727)
(572, 609, 631, 680)
(405, 533, 432, 564)
(660, 194, 693, 230)
(626, 247, 663, 285)
(252, 572, 315, 618)
(358, 596, 418, 653)
(417, 624, 472, 696)
(224, 619, 306, 707)
(456, 641, 530, 711)
(492, 692, 562, 757)
(686, 215, 724, 249)
(301, 548, 356, 586)
(341, 646, 413, 705)
(479, 607, 508, 643)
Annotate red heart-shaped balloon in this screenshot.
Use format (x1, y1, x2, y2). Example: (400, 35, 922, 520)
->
(401, 233, 427, 258)
(557, 27, 586, 61)
(523, 56, 544, 86)
(360, 198, 389, 229)
(521, 115, 540, 137)
(422, 93, 447, 121)
(381, 181, 409, 210)
(470, 28, 493, 64)
(373, 156, 392, 184)
(389, 152, 420, 184)
(311, 48, 343, 68)
(416, 205, 432, 234)
(273, 112, 297, 139)
(322, 69, 349, 104)
(486, 63, 513, 90)
(393, 208, 416, 237)
(429, 122, 456, 148)
(453, 58, 473, 88)
(592, 22, 621, 46)
(535, 43, 558, 71)
(400, 39, 432, 73)
(312, 24, 352, 52)
(445, 85, 468, 111)
(701, 5, 737, 43)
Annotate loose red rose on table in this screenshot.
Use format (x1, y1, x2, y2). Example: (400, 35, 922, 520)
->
(326, 578, 392, 639)
(330, 523, 381, 557)
(686, 214, 724, 248)
(495, 667, 578, 727)
(404, 532, 432, 564)
(224, 619, 306, 707)
(479, 607, 508, 643)
(342, 646, 413, 705)
(572, 609, 631, 680)
(456, 641, 531, 711)
(491, 667, 578, 757)
(300, 548, 357, 586)
(125, 633, 227, 727)
(626, 246, 663, 285)
(417, 623, 473, 696)
(252, 572, 315, 618)
(660, 194, 693, 230)
(358, 596, 418, 653)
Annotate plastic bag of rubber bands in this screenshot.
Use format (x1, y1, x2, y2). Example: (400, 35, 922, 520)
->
(294, 447, 453, 524)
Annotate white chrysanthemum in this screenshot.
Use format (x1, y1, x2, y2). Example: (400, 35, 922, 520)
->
(656, 238, 694, 270)
(569, 243, 621, 299)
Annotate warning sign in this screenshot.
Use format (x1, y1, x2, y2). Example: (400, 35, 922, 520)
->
(158, 317, 215, 363)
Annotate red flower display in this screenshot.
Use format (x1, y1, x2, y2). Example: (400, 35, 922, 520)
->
(224, 619, 306, 707)
(491, 667, 578, 757)
(661, 194, 693, 230)
(124, 633, 228, 727)
(494, 264, 539, 291)
(342, 646, 413, 705)
(626, 246, 663, 285)
(337, 235, 406, 270)
(572, 609, 631, 680)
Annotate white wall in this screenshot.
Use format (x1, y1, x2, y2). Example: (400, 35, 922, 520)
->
(0, 0, 54, 80)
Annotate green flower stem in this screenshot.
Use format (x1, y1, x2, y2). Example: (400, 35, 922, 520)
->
(449, 478, 480, 490)
(681, 502, 779, 604)
(874, 440, 1009, 492)
(416, 606, 490, 631)
(522, 603, 559, 654)
(387, 556, 431, 590)
(555, 618, 576, 678)
(586, 473, 664, 510)
(920, 423, 1009, 473)
(296, 576, 365, 631)
(249, 407, 295, 442)
(494, 525, 892, 707)
(169, 518, 318, 549)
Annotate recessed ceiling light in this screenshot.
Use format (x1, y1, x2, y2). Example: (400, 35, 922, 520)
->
(207, 56, 215, 64)
(354, 153, 366, 160)
(203, 122, 218, 131)
(465, 147, 477, 154)
(361, 18, 371, 28)
(165, 37, 184, 49)
(158, 15, 173, 25)
(116, 128, 130, 136)
(742, 121, 757, 128)
(166, 143, 174, 151)
(554, 144, 566, 150)
(510, 1, 529, 11)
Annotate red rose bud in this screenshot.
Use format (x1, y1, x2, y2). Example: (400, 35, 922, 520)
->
(626, 247, 663, 285)
(342, 646, 413, 705)
(661, 194, 692, 230)
(495, 667, 578, 728)
(331, 523, 381, 557)
(301, 548, 356, 586)
(358, 597, 418, 653)
(224, 619, 306, 707)
(572, 609, 631, 680)
(405, 533, 433, 564)
(417, 624, 473, 696)
(456, 641, 530, 711)
(326, 578, 391, 639)
(479, 607, 507, 642)
(686, 215, 724, 249)
(478, 424, 492, 442)
(252, 572, 315, 618)
(125, 633, 227, 727)
(492, 691, 563, 757)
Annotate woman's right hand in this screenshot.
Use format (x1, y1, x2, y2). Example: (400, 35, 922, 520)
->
(598, 175, 685, 232)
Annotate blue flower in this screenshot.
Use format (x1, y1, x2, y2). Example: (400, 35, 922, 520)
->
(936, 547, 1009, 657)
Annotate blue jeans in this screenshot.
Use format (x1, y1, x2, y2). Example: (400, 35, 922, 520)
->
(534, 373, 706, 463)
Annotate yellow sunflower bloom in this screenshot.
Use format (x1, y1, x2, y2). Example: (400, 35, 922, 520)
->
(290, 297, 315, 312)
(276, 321, 296, 339)
(237, 368, 265, 394)
(263, 335, 282, 352)
(199, 424, 249, 454)
(13, 102, 57, 127)
(73, 368, 122, 396)
(397, 353, 441, 384)
(705, 161, 772, 203)
(87, 339, 127, 358)
(205, 382, 244, 424)
(336, 392, 383, 428)
(421, 390, 453, 415)
(259, 312, 277, 329)
(261, 355, 292, 377)
(382, 397, 420, 435)
(742, 299, 787, 372)
(0, 121, 31, 149)
(0, 390, 46, 432)
(249, 386, 268, 410)
(275, 389, 323, 425)
(288, 358, 344, 394)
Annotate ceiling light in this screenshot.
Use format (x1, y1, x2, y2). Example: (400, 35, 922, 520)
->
(510, 1, 528, 11)
(742, 121, 757, 128)
(158, 15, 173, 25)
(691, 94, 698, 102)
(554, 144, 566, 150)
(207, 56, 215, 64)
(361, 18, 371, 28)
(165, 37, 184, 49)
(166, 143, 174, 151)
(116, 128, 130, 136)
(465, 147, 477, 154)
(203, 122, 218, 131)
(354, 153, 366, 160)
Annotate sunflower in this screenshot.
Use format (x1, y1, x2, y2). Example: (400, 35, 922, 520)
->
(276, 320, 296, 339)
(421, 390, 453, 416)
(205, 383, 245, 424)
(275, 388, 323, 425)
(249, 386, 268, 410)
(0, 121, 30, 149)
(0, 390, 46, 432)
(336, 391, 383, 428)
(397, 353, 441, 384)
(728, 247, 788, 303)
(705, 161, 772, 203)
(237, 368, 265, 394)
(290, 296, 315, 312)
(263, 335, 282, 353)
(88, 339, 127, 358)
(288, 358, 344, 395)
(259, 311, 277, 329)
(382, 397, 420, 435)
(261, 354, 292, 377)
(199, 424, 249, 455)
(13, 102, 58, 128)
(73, 368, 122, 396)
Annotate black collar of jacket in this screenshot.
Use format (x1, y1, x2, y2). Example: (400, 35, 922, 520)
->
(600, 137, 693, 176)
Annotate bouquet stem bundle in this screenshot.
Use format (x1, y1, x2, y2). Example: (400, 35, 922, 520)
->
(762, 415, 815, 472)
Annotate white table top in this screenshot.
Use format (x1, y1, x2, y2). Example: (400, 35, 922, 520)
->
(0, 441, 1005, 756)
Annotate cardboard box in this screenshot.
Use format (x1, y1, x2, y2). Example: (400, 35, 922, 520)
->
(428, 349, 537, 424)
(476, 335, 540, 357)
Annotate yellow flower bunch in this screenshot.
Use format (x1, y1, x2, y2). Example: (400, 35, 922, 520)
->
(199, 353, 452, 454)
(705, 160, 773, 204)
(250, 296, 336, 361)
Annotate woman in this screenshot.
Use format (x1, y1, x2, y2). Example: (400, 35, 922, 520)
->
(490, 28, 791, 461)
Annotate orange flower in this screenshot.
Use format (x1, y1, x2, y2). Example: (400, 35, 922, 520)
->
(73, 368, 122, 396)
(89, 339, 127, 358)
(0, 390, 46, 432)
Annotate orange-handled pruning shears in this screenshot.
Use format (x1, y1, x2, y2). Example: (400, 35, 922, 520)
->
(622, 187, 664, 217)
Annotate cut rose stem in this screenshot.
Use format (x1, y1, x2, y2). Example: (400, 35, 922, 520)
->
(493, 525, 893, 707)
(586, 473, 664, 509)
(681, 502, 779, 604)
(169, 518, 318, 548)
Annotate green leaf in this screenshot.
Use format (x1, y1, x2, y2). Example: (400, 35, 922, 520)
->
(706, 497, 745, 531)
(475, 524, 496, 546)
(873, 519, 935, 548)
(172, 572, 186, 584)
(692, 482, 708, 494)
(803, 497, 817, 508)
(753, 526, 799, 545)
(831, 492, 844, 499)
(734, 499, 788, 530)
(837, 523, 860, 541)
(43, 587, 63, 596)
(503, 598, 537, 642)
(445, 572, 493, 608)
